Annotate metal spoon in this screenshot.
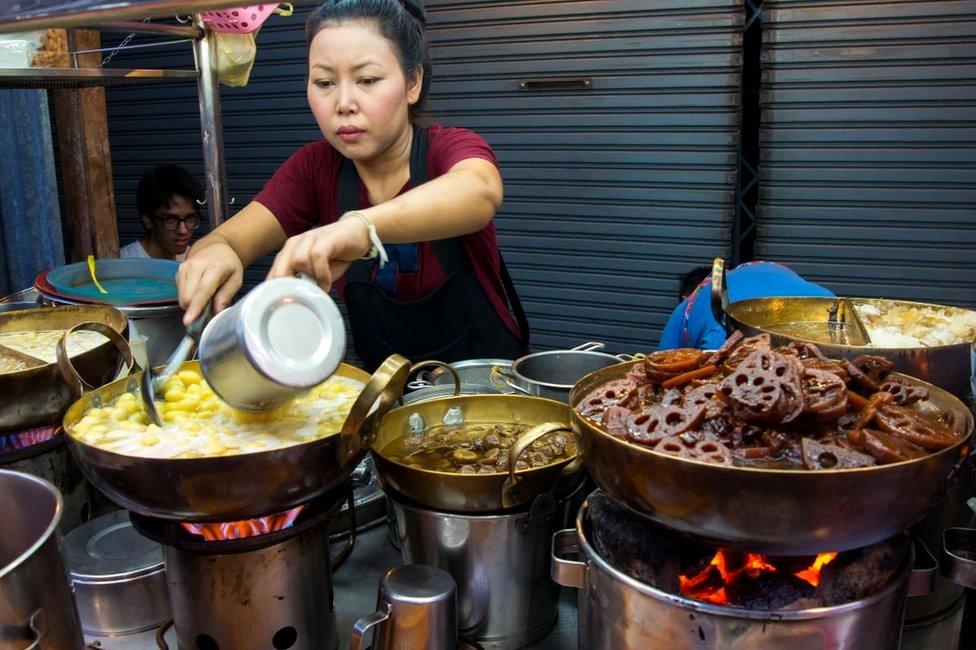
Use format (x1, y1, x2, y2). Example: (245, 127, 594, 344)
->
(140, 304, 212, 426)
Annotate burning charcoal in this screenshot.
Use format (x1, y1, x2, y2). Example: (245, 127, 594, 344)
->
(587, 492, 688, 592)
(801, 438, 875, 470)
(724, 572, 815, 610)
(813, 536, 909, 606)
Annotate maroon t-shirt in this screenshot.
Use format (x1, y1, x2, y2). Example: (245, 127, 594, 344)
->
(254, 124, 519, 336)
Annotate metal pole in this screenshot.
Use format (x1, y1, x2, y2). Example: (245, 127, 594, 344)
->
(192, 16, 228, 228)
(95, 21, 203, 38)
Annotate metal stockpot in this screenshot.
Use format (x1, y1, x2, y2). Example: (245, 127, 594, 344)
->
(551, 500, 912, 650)
(492, 342, 631, 402)
(711, 258, 976, 396)
(570, 359, 974, 555)
(198, 275, 347, 412)
(389, 488, 578, 649)
(0, 469, 85, 649)
(63, 355, 410, 521)
(0, 305, 129, 432)
(372, 394, 580, 513)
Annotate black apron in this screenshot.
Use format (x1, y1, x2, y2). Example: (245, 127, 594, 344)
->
(339, 127, 530, 371)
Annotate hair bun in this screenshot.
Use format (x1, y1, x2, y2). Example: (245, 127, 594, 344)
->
(401, 0, 427, 28)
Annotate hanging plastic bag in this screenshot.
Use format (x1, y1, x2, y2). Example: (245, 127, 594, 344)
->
(215, 31, 257, 87)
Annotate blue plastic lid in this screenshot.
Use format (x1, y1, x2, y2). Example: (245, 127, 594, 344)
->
(45, 259, 179, 305)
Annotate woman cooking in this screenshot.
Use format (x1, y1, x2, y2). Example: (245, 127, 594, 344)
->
(177, 0, 528, 370)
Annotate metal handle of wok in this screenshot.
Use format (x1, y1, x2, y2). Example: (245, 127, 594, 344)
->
(551, 529, 585, 589)
(56, 321, 138, 397)
(501, 422, 577, 509)
(710, 257, 731, 334)
(338, 354, 411, 466)
(20, 608, 46, 650)
(402, 360, 461, 402)
(349, 602, 392, 650)
(572, 341, 605, 352)
(942, 527, 976, 590)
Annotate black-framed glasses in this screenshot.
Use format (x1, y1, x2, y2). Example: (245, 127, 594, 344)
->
(153, 212, 202, 231)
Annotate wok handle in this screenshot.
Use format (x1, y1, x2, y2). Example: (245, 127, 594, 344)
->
(551, 529, 585, 589)
(489, 365, 531, 395)
(56, 321, 137, 397)
(350, 603, 391, 650)
(501, 422, 576, 508)
(338, 354, 411, 466)
(942, 527, 976, 590)
(710, 257, 730, 333)
(572, 341, 605, 352)
(404, 360, 460, 401)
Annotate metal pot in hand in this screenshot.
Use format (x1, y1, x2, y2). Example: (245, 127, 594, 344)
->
(372, 394, 582, 513)
(63, 355, 410, 521)
(569, 359, 974, 555)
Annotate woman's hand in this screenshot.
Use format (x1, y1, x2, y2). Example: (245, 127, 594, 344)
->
(176, 242, 244, 325)
(267, 215, 371, 290)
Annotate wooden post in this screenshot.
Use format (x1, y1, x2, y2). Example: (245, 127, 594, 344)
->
(52, 29, 119, 261)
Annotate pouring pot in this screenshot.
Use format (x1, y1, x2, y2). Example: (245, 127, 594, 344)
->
(569, 359, 974, 555)
(492, 342, 632, 402)
(711, 258, 976, 396)
(0, 305, 129, 433)
(372, 394, 582, 513)
(63, 355, 410, 521)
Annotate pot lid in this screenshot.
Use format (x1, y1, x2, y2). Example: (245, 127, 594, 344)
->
(64, 510, 164, 581)
(40, 259, 179, 306)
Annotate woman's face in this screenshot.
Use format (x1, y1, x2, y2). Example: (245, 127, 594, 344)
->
(307, 21, 422, 162)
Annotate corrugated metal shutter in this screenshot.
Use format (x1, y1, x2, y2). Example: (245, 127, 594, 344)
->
(757, 0, 976, 306)
(105, 0, 742, 354)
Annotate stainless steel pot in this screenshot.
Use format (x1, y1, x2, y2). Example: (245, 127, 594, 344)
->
(389, 488, 578, 650)
(64, 510, 170, 636)
(552, 500, 912, 650)
(493, 342, 631, 402)
(0, 469, 85, 649)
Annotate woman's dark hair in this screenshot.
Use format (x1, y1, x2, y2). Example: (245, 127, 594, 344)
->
(136, 164, 203, 217)
(306, 0, 431, 119)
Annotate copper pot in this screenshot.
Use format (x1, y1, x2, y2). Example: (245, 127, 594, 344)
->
(569, 359, 974, 555)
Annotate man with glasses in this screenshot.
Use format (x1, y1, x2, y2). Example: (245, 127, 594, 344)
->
(119, 164, 204, 261)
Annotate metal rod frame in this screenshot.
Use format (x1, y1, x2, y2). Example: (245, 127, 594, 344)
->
(731, 0, 763, 267)
(0, 1, 243, 33)
(192, 14, 229, 228)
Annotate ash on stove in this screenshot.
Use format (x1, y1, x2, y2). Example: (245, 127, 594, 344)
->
(587, 492, 910, 610)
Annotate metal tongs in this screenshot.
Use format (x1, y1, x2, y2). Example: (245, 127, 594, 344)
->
(140, 305, 212, 426)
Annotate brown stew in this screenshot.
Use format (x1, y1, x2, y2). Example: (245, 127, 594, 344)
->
(575, 333, 967, 470)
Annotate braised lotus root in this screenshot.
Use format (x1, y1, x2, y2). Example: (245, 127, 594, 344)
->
(576, 334, 967, 470)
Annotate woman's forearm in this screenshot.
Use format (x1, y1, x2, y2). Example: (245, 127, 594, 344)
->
(360, 158, 503, 243)
(187, 201, 288, 267)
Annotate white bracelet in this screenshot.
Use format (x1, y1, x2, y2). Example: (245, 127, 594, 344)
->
(342, 211, 388, 268)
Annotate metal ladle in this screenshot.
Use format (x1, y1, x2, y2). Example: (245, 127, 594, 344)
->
(140, 305, 212, 426)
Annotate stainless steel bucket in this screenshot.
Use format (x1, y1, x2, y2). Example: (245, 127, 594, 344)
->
(552, 501, 912, 650)
(0, 469, 85, 649)
(389, 489, 578, 649)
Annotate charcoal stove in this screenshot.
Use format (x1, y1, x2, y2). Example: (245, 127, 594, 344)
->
(0, 423, 98, 532)
(129, 484, 355, 650)
(552, 491, 954, 650)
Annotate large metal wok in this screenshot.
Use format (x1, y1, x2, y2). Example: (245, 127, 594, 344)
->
(372, 394, 581, 513)
(570, 359, 974, 555)
(710, 258, 976, 396)
(63, 355, 410, 521)
(0, 305, 129, 433)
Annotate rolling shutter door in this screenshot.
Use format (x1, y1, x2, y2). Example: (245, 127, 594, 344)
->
(758, 0, 976, 306)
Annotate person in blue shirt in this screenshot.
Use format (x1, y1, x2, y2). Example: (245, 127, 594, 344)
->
(658, 261, 835, 351)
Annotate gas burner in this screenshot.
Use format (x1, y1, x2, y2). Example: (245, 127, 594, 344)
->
(0, 423, 61, 455)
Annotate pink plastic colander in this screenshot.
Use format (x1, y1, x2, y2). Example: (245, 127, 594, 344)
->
(201, 4, 280, 34)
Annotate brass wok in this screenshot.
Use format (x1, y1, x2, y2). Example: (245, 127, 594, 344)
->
(0, 305, 129, 433)
(570, 359, 974, 555)
(372, 394, 582, 513)
(710, 258, 976, 396)
(63, 355, 410, 521)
